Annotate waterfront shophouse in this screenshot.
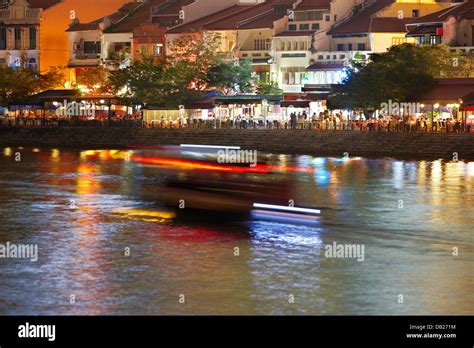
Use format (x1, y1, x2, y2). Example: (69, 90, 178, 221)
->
(405, 0, 474, 54)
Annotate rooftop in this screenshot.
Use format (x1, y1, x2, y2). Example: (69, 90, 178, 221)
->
(168, 0, 297, 33)
(152, 0, 195, 16)
(294, 0, 331, 11)
(26, 0, 61, 10)
(408, 0, 474, 25)
(274, 30, 316, 37)
(329, 0, 395, 35)
(66, 2, 144, 33)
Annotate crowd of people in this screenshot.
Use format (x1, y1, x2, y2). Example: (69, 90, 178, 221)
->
(146, 112, 469, 133)
(0, 110, 143, 127)
(1, 109, 470, 133)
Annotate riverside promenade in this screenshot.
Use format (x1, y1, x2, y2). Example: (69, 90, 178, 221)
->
(0, 127, 473, 160)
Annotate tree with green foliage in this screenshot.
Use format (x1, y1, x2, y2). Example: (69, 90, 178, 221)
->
(207, 59, 255, 95)
(75, 67, 113, 96)
(109, 55, 168, 105)
(329, 44, 472, 111)
(0, 66, 64, 104)
(255, 79, 283, 95)
(109, 32, 256, 107)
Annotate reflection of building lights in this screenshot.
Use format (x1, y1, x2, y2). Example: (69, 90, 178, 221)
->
(51, 149, 60, 159)
(431, 160, 442, 181)
(32, 148, 40, 153)
(180, 144, 240, 150)
(466, 162, 474, 176)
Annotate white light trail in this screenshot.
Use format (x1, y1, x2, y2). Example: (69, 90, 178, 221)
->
(253, 203, 321, 215)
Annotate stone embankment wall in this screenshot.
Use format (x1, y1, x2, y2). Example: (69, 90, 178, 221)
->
(0, 127, 473, 160)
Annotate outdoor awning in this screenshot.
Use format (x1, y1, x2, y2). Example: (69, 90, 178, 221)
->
(417, 79, 474, 104)
(306, 63, 345, 71)
(8, 105, 44, 111)
(406, 25, 440, 37)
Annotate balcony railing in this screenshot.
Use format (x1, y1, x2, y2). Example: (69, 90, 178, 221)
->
(0, 10, 10, 19)
(450, 46, 474, 55)
(26, 9, 40, 19)
(313, 50, 372, 63)
(0, 8, 40, 20)
(73, 52, 101, 60)
(239, 50, 271, 58)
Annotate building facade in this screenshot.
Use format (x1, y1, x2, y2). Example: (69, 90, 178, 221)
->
(406, 0, 474, 51)
(0, 0, 55, 70)
(63, 0, 459, 97)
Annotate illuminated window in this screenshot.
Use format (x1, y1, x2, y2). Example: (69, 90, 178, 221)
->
(154, 44, 163, 56)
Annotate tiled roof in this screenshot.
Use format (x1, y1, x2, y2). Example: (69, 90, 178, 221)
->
(168, 0, 297, 33)
(370, 17, 413, 33)
(407, 0, 474, 25)
(66, 2, 143, 33)
(67, 0, 205, 34)
(152, 0, 195, 16)
(105, 0, 166, 33)
(166, 5, 254, 33)
(294, 0, 331, 11)
(274, 30, 315, 37)
(26, 0, 61, 10)
(66, 21, 101, 32)
(236, 11, 285, 30)
(328, 0, 444, 34)
(328, 0, 395, 34)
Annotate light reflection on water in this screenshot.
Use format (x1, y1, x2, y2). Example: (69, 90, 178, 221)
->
(0, 147, 472, 315)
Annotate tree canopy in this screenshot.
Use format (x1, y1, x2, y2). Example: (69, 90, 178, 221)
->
(0, 66, 64, 104)
(328, 44, 473, 110)
(109, 32, 258, 107)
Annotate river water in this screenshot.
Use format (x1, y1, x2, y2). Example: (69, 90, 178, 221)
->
(0, 147, 472, 315)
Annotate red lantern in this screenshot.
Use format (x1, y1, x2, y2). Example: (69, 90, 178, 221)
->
(436, 27, 443, 36)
